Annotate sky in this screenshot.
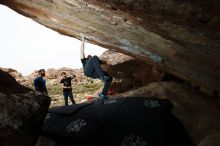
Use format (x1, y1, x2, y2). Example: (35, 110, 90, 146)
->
(0, 5, 106, 76)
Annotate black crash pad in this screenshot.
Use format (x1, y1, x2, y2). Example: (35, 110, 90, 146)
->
(42, 97, 194, 146)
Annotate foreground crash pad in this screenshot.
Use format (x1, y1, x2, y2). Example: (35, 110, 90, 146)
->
(42, 97, 194, 146)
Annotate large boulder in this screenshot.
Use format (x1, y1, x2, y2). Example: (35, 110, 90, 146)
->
(0, 69, 51, 146)
(99, 50, 165, 93)
(1, 0, 219, 92)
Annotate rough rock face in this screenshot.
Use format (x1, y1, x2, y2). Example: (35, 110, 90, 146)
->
(0, 69, 51, 146)
(0, 0, 219, 92)
(99, 50, 165, 93)
(112, 81, 220, 146)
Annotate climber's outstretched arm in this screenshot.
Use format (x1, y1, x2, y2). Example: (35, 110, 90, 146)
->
(80, 35, 85, 59)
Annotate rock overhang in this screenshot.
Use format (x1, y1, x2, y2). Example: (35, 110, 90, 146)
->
(0, 0, 219, 91)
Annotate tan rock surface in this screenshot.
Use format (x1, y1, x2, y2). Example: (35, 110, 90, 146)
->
(1, 0, 220, 92)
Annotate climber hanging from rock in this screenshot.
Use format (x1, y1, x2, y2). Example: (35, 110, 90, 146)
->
(79, 34, 112, 100)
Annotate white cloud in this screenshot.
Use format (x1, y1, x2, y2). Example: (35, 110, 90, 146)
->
(0, 5, 106, 75)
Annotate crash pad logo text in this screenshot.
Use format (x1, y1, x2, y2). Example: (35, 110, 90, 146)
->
(66, 118, 87, 133)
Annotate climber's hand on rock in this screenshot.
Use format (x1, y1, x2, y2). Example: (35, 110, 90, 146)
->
(80, 33, 85, 42)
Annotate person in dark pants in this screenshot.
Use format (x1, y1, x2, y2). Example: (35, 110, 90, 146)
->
(60, 72, 76, 105)
(80, 35, 112, 100)
(34, 69, 48, 95)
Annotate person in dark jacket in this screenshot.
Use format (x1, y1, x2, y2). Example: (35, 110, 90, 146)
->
(34, 69, 48, 95)
(60, 72, 76, 105)
(80, 35, 112, 100)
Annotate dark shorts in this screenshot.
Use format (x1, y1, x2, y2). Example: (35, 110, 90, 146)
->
(63, 91, 73, 99)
